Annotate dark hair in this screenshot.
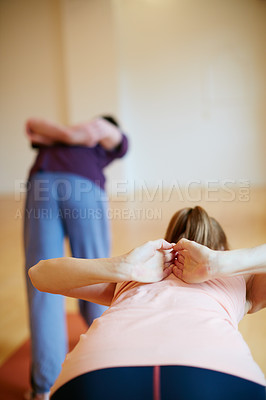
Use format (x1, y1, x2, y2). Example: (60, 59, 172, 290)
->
(164, 206, 229, 251)
(101, 115, 120, 128)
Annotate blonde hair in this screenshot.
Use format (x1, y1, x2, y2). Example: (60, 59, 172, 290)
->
(164, 206, 229, 251)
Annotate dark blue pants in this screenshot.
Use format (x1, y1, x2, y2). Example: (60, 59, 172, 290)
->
(51, 366, 266, 400)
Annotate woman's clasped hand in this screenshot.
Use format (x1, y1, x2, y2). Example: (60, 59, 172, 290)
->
(123, 238, 216, 284)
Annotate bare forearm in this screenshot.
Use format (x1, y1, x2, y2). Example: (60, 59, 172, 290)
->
(66, 118, 122, 148)
(61, 283, 116, 306)
(28, 256, 131, 294)
(29, 239, 173, 301)
(26, 117, 123, 148)
(26, 118, 71, 143)
(215, 244, 266, 277)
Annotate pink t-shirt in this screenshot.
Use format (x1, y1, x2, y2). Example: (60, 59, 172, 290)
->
(51, 274, 266, 394)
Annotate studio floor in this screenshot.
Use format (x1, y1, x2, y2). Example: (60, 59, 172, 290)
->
(0, 186, 266, 376)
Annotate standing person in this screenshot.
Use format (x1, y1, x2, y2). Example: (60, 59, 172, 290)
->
(23, 115, 129, 400)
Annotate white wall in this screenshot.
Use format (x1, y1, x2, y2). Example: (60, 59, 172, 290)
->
(0, 0, 265, 194)
(0, 0, 66, 192)
(60, 0, 119, 121)
(114, 0, 266, 187)
(60, 0, 125, 183)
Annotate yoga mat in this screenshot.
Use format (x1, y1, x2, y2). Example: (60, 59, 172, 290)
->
(0, 314, 87, 400)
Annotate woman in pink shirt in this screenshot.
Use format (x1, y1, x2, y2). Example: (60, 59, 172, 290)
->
(29, 206, 266, 400)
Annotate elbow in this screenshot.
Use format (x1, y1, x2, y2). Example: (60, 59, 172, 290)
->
(28, 267, 38, 290)
(28, 261, 45, 292)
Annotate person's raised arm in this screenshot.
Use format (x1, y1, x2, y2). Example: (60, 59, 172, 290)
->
(26, 117, 122, 149)
(25, 118, 72, 146)
(69, 117, 123, 149)
(28, 239, 174, 301)
(173, 239, 266, 314)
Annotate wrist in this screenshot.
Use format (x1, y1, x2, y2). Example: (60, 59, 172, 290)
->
(112, 254, 133, 282)
(65, 126, 84, 145)
(208, 250, 225, 278)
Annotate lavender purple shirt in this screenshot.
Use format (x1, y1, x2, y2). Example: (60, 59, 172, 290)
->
(29, 134, 128, 190)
